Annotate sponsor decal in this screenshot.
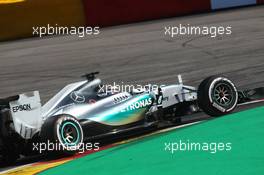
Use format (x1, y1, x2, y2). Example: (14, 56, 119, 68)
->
(121, 98, 152, 112)
(12, 104, 31, 112)
(70, 91, 85, 103)
(212, 102, 226, 112)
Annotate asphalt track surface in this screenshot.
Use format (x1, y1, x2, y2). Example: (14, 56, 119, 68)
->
(0, 5, 264, 171)
(0, 6, 263, 102)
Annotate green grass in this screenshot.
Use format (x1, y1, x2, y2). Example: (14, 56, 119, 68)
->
(39, 106, 264, 175)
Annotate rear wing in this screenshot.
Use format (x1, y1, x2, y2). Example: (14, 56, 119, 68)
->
(9, 91, 42, 139)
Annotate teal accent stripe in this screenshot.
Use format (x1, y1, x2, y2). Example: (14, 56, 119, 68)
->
(90, 94, 153, 125)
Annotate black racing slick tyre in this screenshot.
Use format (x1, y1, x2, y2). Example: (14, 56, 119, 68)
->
(0, 137, 20, 164)
(198, 76, 238, 117)
(1, 151, 19, 165)
(40, 114, 84, 155)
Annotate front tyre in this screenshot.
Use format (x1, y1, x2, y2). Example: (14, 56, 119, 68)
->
(198, 76, 238, 117)
(40, 114, 83, 155)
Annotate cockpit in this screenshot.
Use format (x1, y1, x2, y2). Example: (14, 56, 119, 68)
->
(42, 78, 123, 117)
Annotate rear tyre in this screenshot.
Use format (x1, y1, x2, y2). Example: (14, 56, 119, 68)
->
(40, 114, 83, 155)
(198, 76, 238, 117)
(1, 151, 19, 165)
(1, 141, 20, 164)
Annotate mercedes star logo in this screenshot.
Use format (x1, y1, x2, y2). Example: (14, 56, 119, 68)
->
(70, 91, 85, 103)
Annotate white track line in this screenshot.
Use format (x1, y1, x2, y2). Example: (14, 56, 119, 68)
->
(238, 98, 264, 106)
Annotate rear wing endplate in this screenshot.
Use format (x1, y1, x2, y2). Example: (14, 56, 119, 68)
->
(9, 91, 42, 139)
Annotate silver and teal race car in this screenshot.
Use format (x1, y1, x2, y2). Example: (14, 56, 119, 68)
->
(0, 72, 263, 163)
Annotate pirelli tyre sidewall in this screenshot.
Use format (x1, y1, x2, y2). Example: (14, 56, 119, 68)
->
(198, 76, 238, 117)
(40, 114, 83, 154)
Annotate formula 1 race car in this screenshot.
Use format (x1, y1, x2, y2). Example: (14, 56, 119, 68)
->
(0, 72, 263, 163)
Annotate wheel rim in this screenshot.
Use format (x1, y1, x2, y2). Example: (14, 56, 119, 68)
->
(212, 82, 235, 107)
(60, 122, 80, 146)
